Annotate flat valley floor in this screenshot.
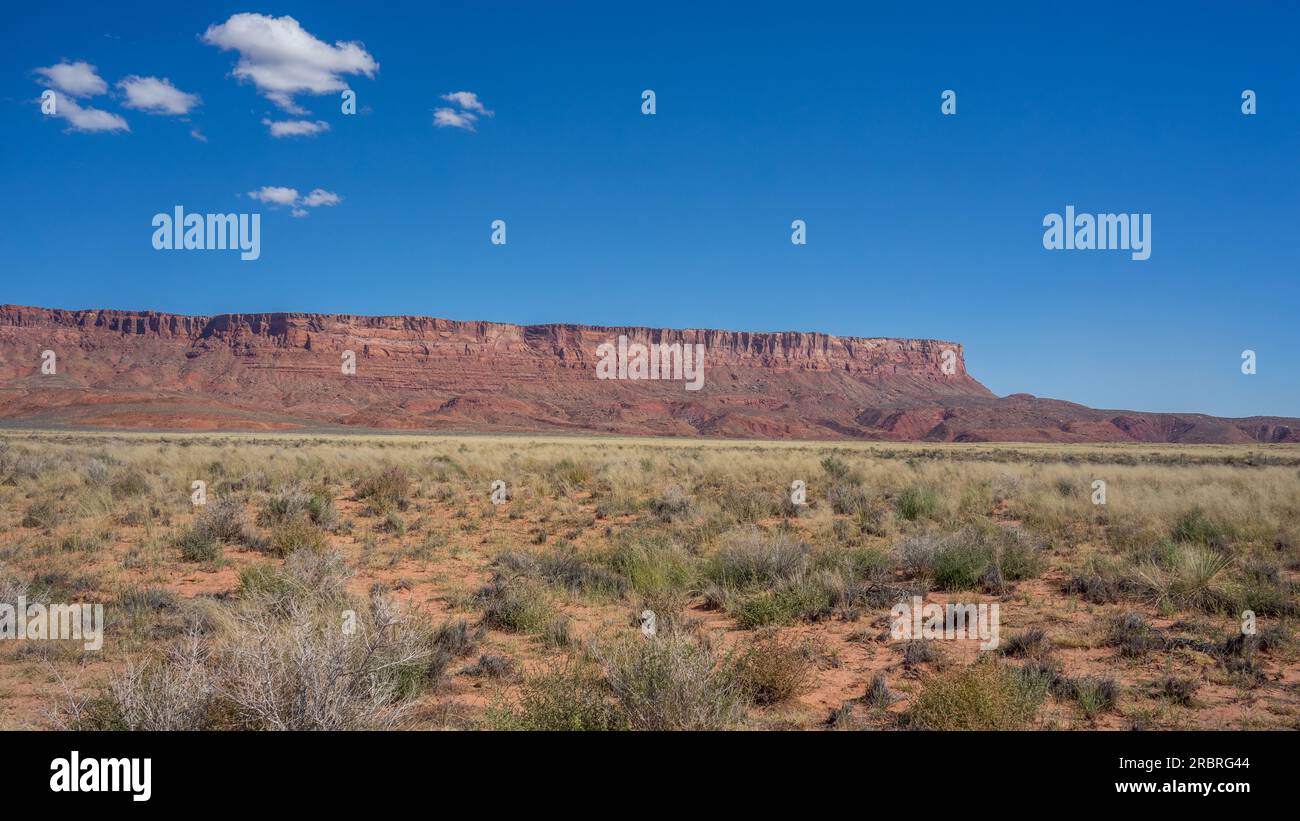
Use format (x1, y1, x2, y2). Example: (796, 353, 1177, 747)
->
(1, 430, 1297, 730)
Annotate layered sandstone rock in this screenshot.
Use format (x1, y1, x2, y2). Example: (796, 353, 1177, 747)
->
(0, 304, 1293, 443)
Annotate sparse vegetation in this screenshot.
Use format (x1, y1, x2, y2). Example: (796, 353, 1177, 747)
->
(2, 430, 1295, 732)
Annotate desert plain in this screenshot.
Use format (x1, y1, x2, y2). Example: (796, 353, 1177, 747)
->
(1, 429, 1296, 731)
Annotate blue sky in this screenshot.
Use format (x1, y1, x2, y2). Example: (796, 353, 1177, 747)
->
(3, 1, 1297, 417)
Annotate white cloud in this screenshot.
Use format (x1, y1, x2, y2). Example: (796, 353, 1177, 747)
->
(261, 117, 330, 138)
(247, 186, 300, 206)
(247, 185, 341, 216)
(118, 75, 200, 115)
(301, 188, 341, 207)
(34, 61, 107, 97)
(202, 13, 378, 113)
(43, 90, 129, 133)
(433, 107, 479, 130)
(190, 127, 208, 142)
(440, 91, 492, 116)
(434, 91, 492, 131)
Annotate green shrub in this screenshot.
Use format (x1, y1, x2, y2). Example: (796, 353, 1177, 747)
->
(998, 528, 1044, 580)
(1135, 545, 1235, 613)
(894, 485, 938, 521)
(731, 579, 837, 628)
(908, 661, 1045, 730)
(1237, 565, 1297, 617)
(1171, 508, 1232, 547)
(605, 535, 694, 599)
(176, 528, 221, 562)
(488, 661, 628, 731)
(1058, 676, 1118, 719)
(237, 550, 351, 613)
(477, 577, 555, 634)
(306, 491, 337, 528)
(820, 455, 858, 483)
(266, 518, 328, 557)
(932, 526, 1043, 591)
(932, 534, 993, 590)
(260, 486, 338, 529)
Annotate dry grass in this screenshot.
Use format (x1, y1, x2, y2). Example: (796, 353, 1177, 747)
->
(1, 429, 1297, 731)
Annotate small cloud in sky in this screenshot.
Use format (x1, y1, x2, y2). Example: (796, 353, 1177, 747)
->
(42, 90, 129, 133)
(190, 127, 208, 142)
(433, 107, 479, 130)
(262, 118, 330, 138)
(247, 185, 341, 216)
(202, 13, 378, 114)
(440, 91, 492, 116)
(248, 186, 300, 206)
(301, 188, 341, 207)
(118, 76, 200, 115)
(434, 91, 492, 131)
(34, 61, 107, 97)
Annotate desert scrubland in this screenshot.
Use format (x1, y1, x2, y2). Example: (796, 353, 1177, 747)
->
(1, 430, 1297, 730)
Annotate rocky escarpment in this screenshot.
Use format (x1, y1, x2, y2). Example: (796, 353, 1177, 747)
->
(0, 304, 1294, 443)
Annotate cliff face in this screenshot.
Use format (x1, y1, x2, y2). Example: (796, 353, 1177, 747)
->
(0, 304, 1294, 443)
(0, 305, 979, 377)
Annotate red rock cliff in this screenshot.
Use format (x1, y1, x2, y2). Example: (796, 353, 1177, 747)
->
(0, 304, 1293, 443)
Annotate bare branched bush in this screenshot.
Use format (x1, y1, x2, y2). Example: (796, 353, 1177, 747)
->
(219, 595, 430, 730)
(896, 532, 941, 578)
(0, 574, 30, 605)
(66, 555, 432, 731)
(194, 496, 248, 543)
(62, 631, 218, 730)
